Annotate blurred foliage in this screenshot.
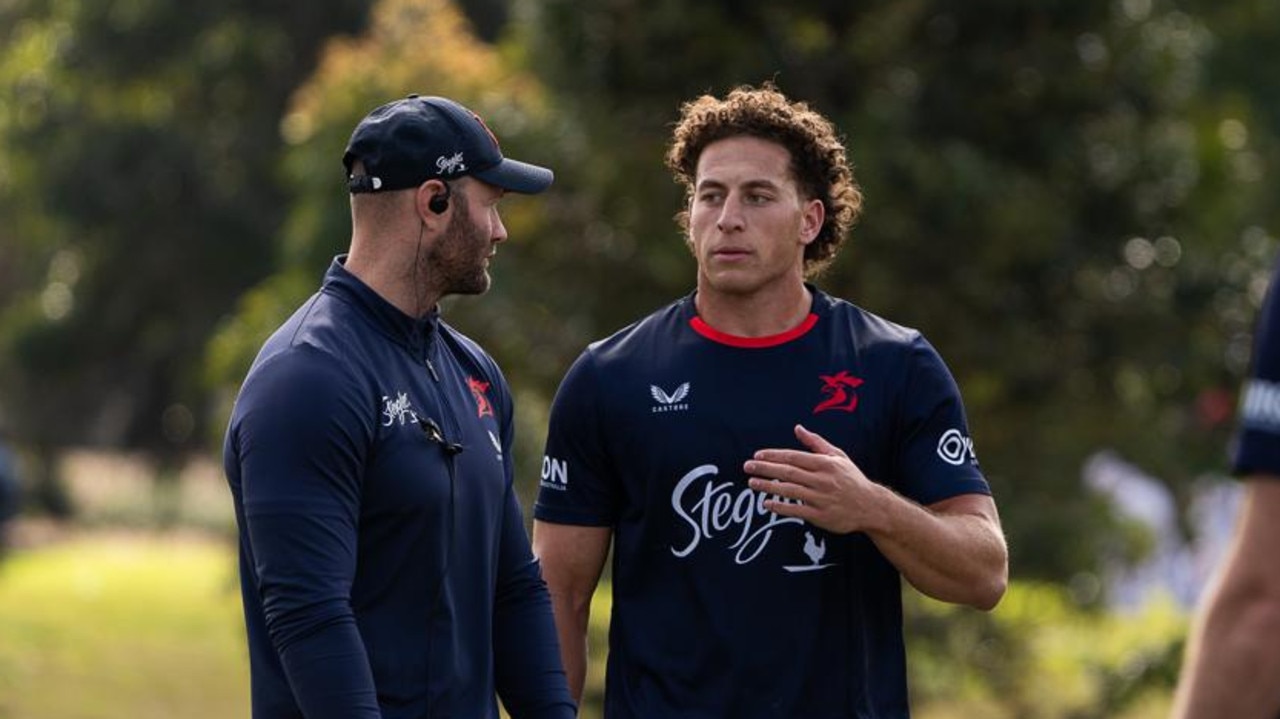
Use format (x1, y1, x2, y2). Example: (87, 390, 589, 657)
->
(202, 0, 565, 492)
(514, 0, 1280, 584)
(0, 0, 370, 510)
(0, 0, 1277, 612)
(905, 583, 1184, 719)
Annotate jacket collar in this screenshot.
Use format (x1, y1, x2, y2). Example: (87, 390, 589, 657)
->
(321, 254, 440, 352)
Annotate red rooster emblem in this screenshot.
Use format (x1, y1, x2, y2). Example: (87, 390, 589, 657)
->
(813, 371, 864, 414)
(467, 376, 494, 418)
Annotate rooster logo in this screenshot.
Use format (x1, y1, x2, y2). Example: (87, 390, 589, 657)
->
(813, 371, 864, 414)
(467, 376, 494, 418)
(783, 530, 837, 573)
(802, 531, 826, 565)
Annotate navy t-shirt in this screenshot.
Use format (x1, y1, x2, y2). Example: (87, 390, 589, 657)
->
(535, 287, 990, 718)
(1234, 260, 1280, 477)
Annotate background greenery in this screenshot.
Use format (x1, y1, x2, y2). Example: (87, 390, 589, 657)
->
(0, 531, 1181, 719)
(1, 0, 1277, 715)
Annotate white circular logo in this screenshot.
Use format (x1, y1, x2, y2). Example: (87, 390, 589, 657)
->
(936, 429, 972, 466)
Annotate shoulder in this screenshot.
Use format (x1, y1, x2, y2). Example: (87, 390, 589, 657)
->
(238, 342, 364, 419)
(818, 292, 927, 353)
(549, 298, 688, 404)
(583, 296, 689, 366)
(440, 320, 505, 382)
(234, 295, 375, 429)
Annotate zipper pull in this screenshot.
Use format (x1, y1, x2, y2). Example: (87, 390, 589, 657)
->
(425, 357, 440, 382)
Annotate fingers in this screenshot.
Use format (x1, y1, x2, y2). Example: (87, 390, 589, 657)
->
(748, 476, 819, 508)
(744, 457, 820, 486)
(794, 424, 845, 456)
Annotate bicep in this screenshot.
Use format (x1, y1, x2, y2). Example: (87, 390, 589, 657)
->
(927, 492, 1002, 526)
(927, 493, 1006, 556)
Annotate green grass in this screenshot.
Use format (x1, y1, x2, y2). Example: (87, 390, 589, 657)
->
(0, 532, 1183, 719)
(0, 533, 248, 719)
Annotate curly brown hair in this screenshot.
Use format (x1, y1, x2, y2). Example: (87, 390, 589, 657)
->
(665, 84, 863, 278)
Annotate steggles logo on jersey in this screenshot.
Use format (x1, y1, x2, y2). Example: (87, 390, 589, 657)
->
(813, 371, 864, 414)
(936, 428, 978, 466)
(651, 382, 691, 413)
(380, 392, 419, 427)
(670, 464, 835, 573)
(540, 455, 569, 491)
(467, 376, 494, 418)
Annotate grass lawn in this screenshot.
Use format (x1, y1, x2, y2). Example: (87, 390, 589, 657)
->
(0, 532, 249, 719)
(0, 528, 1180, 719)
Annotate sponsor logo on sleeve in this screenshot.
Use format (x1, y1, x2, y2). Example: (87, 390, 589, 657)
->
(936, 428, 978, 466)
(1240, 379, 1280, 432)
(540, 455, 569, 491)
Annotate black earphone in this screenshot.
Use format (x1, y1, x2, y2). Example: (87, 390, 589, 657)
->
(428, 184, 451, 214)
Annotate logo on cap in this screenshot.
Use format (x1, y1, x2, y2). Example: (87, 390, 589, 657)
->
(436, 152, 467, 176)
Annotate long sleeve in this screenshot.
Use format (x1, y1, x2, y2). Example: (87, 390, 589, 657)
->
(234, 346, 381, 718)
(493, 484, 577, 719)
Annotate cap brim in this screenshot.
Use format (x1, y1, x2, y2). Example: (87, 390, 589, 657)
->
(472, 158, 554, 194)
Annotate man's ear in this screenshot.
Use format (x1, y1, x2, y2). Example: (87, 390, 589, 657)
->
(800, 198, 825, 246)
(416, 179, 450, 224)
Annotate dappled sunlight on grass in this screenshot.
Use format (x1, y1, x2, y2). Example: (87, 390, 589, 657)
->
(0, 533, 247, 719)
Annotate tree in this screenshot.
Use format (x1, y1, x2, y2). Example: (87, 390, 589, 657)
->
(516, 0, 1274, 582)
(0, 0, 370, 514)
(204, 0, 563, 498)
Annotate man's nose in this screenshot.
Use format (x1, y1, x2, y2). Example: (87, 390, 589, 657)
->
(716, 196, 745, 232)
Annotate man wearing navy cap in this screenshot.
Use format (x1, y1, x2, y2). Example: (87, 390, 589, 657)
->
(224, 95, 575, 719)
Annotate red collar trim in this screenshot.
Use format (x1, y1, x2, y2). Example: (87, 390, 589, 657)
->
(689, 313, 819, 348)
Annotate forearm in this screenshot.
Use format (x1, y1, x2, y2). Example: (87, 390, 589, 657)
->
(1173, 578, 1280, 717)
(531, 521, 611, 708)
(866, 488, 1007, 610)
(547, 587, 591, 705)
(494, 498, 577, 718)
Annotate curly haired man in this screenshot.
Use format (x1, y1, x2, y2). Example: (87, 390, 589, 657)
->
(533, 84, 1008, 718)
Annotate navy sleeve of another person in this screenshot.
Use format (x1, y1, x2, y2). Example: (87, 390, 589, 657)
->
(534, 350, 618, 526)
(1233, 261, 1280, 477)
(233, 345, 380, 717)
(895, 335, 992, 504)
(489, 368, 577, 718)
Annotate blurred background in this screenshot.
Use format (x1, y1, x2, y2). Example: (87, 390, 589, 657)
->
(0, 0, 1277, 716)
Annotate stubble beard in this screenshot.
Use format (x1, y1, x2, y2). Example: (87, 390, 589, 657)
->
(429, 206, 492, 298)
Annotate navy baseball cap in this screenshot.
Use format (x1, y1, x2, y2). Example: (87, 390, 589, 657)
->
(342, 94, 554, 194)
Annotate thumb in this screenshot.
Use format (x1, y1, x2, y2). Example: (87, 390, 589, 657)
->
(795, 424, 846, 457)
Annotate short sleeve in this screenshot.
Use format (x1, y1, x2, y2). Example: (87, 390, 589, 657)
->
(894, 335, 992, 505)
(1232, 261, 1280, 477)
(533, 350, 619, 526)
